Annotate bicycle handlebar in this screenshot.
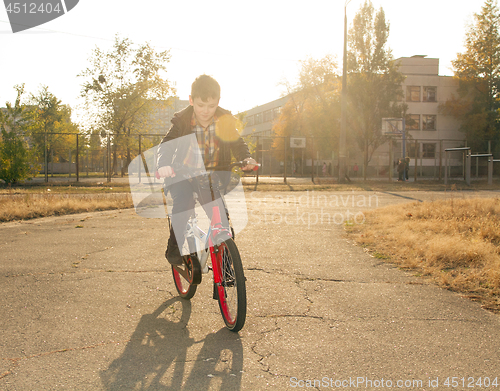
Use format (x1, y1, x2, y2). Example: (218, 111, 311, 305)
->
(156, 160, 260, 179)
(210, 161, 261, 172)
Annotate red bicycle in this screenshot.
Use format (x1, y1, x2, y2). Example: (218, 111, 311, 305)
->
(166, 162, 254, 332)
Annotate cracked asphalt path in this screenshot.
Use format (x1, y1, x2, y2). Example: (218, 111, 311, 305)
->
(1, 190, 500, 390)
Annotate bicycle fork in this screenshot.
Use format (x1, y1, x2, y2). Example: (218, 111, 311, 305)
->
(209, 205, 232, 301)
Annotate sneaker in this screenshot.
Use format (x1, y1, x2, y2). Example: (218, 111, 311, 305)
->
(165, 242, 183, 265)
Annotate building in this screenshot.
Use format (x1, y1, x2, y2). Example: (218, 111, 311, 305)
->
(395, 55, 463, 175)
(148, 97, 189, 134)
(239, 55, 465, 178)
(238, 96, 290, 175)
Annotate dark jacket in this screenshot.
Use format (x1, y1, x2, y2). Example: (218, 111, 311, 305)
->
(156, 105, 250, 169)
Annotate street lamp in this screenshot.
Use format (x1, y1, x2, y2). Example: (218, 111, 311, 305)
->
(339, 0, 351, 182)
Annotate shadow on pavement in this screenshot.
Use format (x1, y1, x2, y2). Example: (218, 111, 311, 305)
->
(100, 297, 243, 390)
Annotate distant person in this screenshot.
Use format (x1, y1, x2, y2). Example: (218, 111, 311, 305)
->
(353, 163, 359, 177)
(322, 162, 327, 176)
(397, 159, 405, 181)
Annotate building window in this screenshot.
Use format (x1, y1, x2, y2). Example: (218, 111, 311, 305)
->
(407, 143, 418, 158)
(423, 86, 437, 102)
(406, 86, 420, 102)
(273, 106, 281, 119)
(254, 112, 263, 125)
(406, 114, 420, 130)
(422, 143, 436, 158)
(422, 115, 436, 130)
(246, 115, 254, 126)
(264, 110, 273, 122)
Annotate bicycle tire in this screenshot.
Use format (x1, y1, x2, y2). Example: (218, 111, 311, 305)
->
(172, 254, 198, 300)
(214, 238, 246, 332)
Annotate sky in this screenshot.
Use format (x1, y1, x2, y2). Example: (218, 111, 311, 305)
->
(0, 0, 483, 125)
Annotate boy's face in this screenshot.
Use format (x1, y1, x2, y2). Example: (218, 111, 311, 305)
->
(189, 95, 219, 127)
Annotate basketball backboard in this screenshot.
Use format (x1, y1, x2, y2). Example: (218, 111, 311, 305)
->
(382, 118, 403, 135)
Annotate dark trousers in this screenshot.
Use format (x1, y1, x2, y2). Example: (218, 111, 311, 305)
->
(168, 177, 229, 255)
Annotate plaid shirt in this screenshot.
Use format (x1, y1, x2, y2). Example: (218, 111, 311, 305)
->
(190, 113, 220, 169)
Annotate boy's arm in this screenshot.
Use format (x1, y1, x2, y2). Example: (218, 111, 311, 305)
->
(229, 137, 257, 170)
(156, 123, 181, 175)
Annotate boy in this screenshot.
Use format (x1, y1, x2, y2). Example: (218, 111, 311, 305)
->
(156, 75, 257, 265)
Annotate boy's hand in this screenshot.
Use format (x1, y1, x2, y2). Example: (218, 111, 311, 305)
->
(157, 166, 176, 178)
(241, 158, 258, 171)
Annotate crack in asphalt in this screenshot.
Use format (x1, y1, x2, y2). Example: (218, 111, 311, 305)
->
(246, 266, 420, 285)
(0, 339, 131, 380)
(3, 269, 165, 278)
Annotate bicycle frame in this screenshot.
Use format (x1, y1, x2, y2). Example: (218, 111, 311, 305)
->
(174, 191, 232, 280)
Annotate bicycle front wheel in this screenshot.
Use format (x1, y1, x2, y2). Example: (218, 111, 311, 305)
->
(172, 254, 198, 300)
(215, 238, 246, 332)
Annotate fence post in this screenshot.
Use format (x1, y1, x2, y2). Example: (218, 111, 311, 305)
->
(444, 151, 448, 185)
(268, 138, 272, 176)
(463, 141, 467, 181)
(466, 151, 471, 186)
(311, 137, 315, 183)
(138, 134, 142, 183)
(439, 140, 443, 181)
(283, 136, 287, 184)
(107, 133, 111, 183)
(44, 133, 48, 183)
(255, 135, 259, 189)
(414, 140, 418, 182)
(488, 156, 493, 185)
(76, 134, 79, 182)
(420, 146, 423, 177)
(388, 140, 393, 182)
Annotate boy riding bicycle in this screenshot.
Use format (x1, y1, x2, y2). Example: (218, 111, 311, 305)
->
(156, 75, 257, 265)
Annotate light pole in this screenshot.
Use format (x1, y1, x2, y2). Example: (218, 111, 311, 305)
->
(339, 0, 351, 182)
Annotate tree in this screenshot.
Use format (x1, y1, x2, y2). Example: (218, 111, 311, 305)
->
(0, 85, 33, 184)
(25, 86, 79, 165)
(346, 0, 405, 179)
(79, 35, 174, 175)
(272, 55, 341, 166)
(440, 0, 500, 154)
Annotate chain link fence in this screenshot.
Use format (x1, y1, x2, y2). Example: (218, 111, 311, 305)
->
(25, 133, 499, 184)
(31, 132, 163, 183)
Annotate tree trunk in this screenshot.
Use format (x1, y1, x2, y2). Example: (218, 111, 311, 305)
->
(363, 139, 368, 181)
(113, 143, 118, 175)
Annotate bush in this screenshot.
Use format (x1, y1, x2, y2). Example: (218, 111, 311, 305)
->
(0, 128, 32, 184)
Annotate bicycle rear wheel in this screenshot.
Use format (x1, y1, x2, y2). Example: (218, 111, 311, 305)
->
(172, 254, 198, 300)
(214, 238, 246, 332)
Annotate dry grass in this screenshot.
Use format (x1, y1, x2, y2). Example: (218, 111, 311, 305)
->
(244, 179, 500, 192)
(0, 193, 133, 222)
(348, 197, 500, 312)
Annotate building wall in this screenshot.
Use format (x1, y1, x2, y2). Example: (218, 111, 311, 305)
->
(148, 97, 189, 135)
(240, 96, 289, 137)
(394, 56, 463, 170)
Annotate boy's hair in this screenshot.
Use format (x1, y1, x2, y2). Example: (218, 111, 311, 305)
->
(191, 75, 220, 102)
